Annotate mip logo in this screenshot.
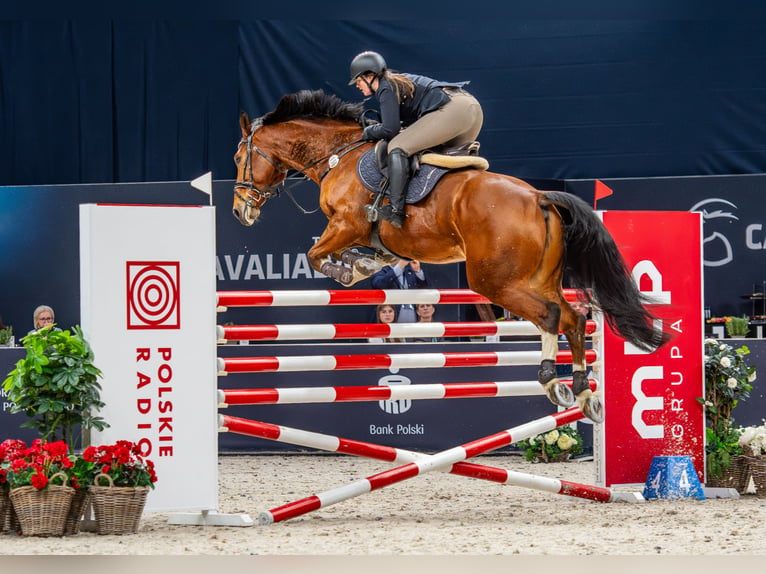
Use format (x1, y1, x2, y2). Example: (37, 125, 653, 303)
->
(690, 198, 737, 267)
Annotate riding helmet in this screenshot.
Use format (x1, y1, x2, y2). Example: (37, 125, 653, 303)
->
(348, 51, 387, 85)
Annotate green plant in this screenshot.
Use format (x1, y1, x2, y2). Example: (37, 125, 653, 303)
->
(725, 315, 750, 337)
(698, 339, 756, 478)
(517, 425, 583, 462)
(0, 325, 12, 345)
(2, 325, 109, 451)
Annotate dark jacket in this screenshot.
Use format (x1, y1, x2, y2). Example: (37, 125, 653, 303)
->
(362, 74, 470, 141)
(370, 265, 429, 290)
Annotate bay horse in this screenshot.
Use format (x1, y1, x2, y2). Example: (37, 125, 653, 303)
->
(232, 89, 671, 422)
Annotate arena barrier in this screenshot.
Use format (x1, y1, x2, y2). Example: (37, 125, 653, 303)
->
(205, 286, 648, 525)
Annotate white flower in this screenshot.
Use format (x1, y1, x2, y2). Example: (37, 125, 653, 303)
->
(719, 344, 727, 351)
(557, 434, 576, 450)
(748, 371, 757, 383)
(544, 430, 560, 445)
(727, 377, 738, 389)
(528, 436, 537, 446)
(705, 400, 714, 407)
(739, 427, 757, 446)
(720, 356, 732, 368)
(704, 338, 718, 346)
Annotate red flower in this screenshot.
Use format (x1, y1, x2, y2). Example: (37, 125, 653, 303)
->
(30, 471, 48, 490)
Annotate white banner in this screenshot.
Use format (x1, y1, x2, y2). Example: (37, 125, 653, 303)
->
(80, 204, 218, 512)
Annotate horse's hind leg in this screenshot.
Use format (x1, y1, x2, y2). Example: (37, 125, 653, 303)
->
(479, 284, 575, 408)
(560, 301, 604, 423)
(536, 310, 576, 409)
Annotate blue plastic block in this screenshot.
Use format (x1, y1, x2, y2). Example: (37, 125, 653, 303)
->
(643, 455, 705, 500)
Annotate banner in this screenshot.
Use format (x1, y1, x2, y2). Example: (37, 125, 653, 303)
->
(598, 211, 705, 487)
(80, 204, 218, 512)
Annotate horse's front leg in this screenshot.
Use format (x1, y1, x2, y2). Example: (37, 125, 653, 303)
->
(339, 248, 384, 277)
(308, 218, 373, 286)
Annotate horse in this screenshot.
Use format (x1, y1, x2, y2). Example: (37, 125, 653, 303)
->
(232, 89, 671, 422)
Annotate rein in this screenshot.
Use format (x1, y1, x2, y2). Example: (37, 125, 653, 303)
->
(234, 123, 368, 214)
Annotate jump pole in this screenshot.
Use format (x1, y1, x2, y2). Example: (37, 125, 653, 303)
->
(217, 319, 597, 342)
(218, 378, 598, 406)
(253, 406, 603, 525)
(219, 413, 642, 508)
(218, 349, 597, 374)
(216, 288, 586, 309)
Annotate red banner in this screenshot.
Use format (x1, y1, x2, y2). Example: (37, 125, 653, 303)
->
(598, 211, 704, 487)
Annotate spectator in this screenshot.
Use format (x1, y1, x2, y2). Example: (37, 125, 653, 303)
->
(370, 259, 429, 323)
(368, 304, 404, 343)
(28, 305, 60, 335)
(411, 303, 443, 343)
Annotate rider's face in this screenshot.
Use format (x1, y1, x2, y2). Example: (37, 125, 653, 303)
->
(355, 74, 377, 96)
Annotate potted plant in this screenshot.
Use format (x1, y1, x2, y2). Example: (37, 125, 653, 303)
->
(2, 324, 109, 451)
(0, 325, 13, 347)
(518, 425, 583, 462)
(738, 421, 766, 495)
(84, 440, 157, 535)
(2, 439, 75, 536)
(699, 339, 756, 489)
(0, 439, 26, 533)
(725, 315, 750, 337)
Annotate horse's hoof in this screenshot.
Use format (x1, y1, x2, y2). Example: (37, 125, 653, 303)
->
(579, 395, 605, 423)
(544, 381, 575, 408)
(338, 267, 354, 285)
(353, 258, 382, 276)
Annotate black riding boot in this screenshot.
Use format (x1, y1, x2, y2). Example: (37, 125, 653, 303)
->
(379, 148, 409, 229)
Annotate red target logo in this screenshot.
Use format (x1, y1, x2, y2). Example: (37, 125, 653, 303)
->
(126, 261, 181, 330)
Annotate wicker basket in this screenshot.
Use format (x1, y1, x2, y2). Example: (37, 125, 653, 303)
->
(706, 454, 751, 493)
(9, 474, 75, 537)
(1, 486, 17, 533)
(534, 452, 572, 463)
(747, 455, 766, 496)
(89, 474, 149, 535)
(63, 488, 92, 535)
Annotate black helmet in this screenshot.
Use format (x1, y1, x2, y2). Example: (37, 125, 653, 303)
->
(348, 51, 387, 85)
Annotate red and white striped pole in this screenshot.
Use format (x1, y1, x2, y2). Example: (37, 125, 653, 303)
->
(217, 349, 597, 374)
(249, 407, 609, 524)
(219, 413, 643, 508)
(218, 378, 597, 406)
(216, 288, 587, 309)
(217, 319, 597, 342)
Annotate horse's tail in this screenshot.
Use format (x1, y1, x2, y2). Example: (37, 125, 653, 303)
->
(541, 190, 672, 351)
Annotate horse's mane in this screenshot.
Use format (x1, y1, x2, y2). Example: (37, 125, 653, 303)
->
(259, 90, 364, 127)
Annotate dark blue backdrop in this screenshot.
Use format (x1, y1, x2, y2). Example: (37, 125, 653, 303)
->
(2, 19, 766, 187)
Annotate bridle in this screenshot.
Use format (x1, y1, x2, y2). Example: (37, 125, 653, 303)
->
(234, 119, 368, 211)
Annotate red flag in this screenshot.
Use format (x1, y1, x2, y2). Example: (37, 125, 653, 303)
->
(594, 180, 614, 209)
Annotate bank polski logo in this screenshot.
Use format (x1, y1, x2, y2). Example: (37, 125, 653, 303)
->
(126, 261, 181, 329)
(378, 374, 412, 414)
(690, 198, 737, 267)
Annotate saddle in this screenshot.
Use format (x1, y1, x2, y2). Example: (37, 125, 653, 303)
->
(356, 141, 489, 207)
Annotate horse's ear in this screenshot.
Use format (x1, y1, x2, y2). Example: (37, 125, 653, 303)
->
(239, 112, 251, 137)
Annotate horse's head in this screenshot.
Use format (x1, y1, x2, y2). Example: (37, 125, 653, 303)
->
(232, 111, 288, 226)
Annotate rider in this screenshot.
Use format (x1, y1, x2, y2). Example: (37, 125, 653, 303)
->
(348, 51, 484, 228)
